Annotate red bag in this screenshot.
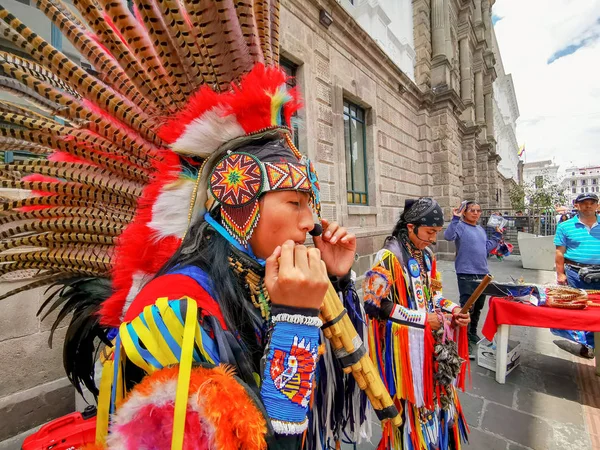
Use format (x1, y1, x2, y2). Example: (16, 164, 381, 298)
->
(22, 407, 96, 450)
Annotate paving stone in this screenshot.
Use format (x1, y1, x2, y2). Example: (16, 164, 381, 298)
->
(529, 340, 575, 360)
(470, 371, 516, 407)
(458, 391, 484, 427)
(506, 365, 547, 393)
(464, 427, 507, 450)
(548, 423, 592, 450)
(354, 421, 380, 449)
(481, 403, 553, 449)
(518, 349, 577, 379)
(543, 372, 581, 403)
(471, 362, 494, 378)
(515, 387, 584, 426)
(458, 392, 484, 428)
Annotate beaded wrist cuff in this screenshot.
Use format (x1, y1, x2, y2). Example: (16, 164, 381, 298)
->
(260, 319, 320, 434)
(272, 313, 323, 327)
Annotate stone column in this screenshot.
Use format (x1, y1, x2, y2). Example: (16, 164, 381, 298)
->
(461, 127, 479, 199)
(475, 71, 484, 124)
(432, 0, 448, 59)
(473, 0, 482, 23)
(459, 38, 472, 102)
(482, 0, 492, 46)
(476, 148, 490, 206)
(484, 92, 494, 139)
(430, 0, 452, 87)
(488, 154, 500, 208)
(413, 0, 432, 90)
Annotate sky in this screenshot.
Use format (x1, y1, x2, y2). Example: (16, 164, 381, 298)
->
(492, 0, 600, 174)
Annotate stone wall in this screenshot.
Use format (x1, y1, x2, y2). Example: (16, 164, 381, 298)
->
(281, 0, 428, 275)
(0, 283, 74, 443)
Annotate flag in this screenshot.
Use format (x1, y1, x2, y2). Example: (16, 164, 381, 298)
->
(517, 144, 525, 157)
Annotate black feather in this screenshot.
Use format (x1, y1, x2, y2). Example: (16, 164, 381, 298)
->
(38, 277, 113, 398)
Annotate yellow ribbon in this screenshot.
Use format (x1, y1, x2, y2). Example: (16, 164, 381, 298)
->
(171, 298, 198, 450)
(95, 358, 114, 445)
(98, 297, 217, 449)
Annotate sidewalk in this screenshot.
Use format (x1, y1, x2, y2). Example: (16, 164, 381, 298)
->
(357, 256, 599, 450)
(444, 256, 598, 450)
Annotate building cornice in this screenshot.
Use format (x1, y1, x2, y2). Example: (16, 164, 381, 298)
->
(303, 0, 424, 103)
(430, 83, 466, 114)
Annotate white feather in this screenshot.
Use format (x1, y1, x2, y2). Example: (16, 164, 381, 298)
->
(171, 108, 245, 157)
(148, 177, 196, 240)
(120, 271, 152, 321)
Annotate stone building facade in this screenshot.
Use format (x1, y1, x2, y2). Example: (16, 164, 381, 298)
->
(492, 27, 520, 210)
(0, 0, 517, 443)
(563, 165, 600, 206)
(284, 0, 506, 262)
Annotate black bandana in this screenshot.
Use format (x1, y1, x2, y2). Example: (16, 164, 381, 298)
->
(403, 197, 444, 227)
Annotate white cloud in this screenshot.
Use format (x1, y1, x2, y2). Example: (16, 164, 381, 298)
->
(493, 0, 600, 172)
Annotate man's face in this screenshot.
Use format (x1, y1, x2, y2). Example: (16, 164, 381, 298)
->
(575, 199, 599, 216)
(407, 224, 443, 250)
(248, 190, 315, 259)
(463, 203, 482, 223)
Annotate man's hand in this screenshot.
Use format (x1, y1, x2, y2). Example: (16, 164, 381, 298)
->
(452, 205, 463, 217)
(557, 273, 568, 286)
(451, 307, 470, 328)
(427, 313, 442, 331)
(312, 218, 356, 277)
(265, 240, 329, 310)
(495, 226, 504, 235)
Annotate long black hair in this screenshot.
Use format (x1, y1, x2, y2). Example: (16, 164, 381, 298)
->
(390, 209, 411, 243)
(156, 207, 262, 355)
(389, 198, 420, 242)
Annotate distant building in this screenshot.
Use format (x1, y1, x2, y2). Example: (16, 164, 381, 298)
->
(523, 160, 560, 188)
(563, 166, 600, 205)
(492, 29, 520, 186)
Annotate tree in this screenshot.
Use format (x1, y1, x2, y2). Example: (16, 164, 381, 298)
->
(509, 183, 525, 210)
(509, 176, 567, 212)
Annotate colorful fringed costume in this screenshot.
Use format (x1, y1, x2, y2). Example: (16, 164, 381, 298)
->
(0, 1, 370, 448)
(363, 199, 470, 450)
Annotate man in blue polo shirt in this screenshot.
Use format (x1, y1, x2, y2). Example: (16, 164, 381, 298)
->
(553, 193, 600, 359)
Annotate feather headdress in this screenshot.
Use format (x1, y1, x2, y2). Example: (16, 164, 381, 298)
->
(0, 0, 307, 378)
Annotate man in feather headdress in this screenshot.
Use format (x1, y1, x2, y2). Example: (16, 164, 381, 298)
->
(0, 2, 372, 448)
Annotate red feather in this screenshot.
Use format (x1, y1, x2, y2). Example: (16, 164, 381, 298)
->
(48, 151, 95, 165)
(157, 64, 301, 143)
(99, 151, 182, 327)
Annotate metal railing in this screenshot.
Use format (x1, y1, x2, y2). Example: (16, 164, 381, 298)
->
(479, 209, 559, 256)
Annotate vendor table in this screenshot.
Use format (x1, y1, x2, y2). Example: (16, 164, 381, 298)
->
(482, 297, 600, 384)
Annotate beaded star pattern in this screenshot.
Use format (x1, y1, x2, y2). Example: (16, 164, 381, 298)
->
(210, 153, 263, 207)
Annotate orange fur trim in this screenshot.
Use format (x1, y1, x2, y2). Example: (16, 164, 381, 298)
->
(116, 365, 268, 450)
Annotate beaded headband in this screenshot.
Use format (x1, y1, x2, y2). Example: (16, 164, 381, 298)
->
(209, 146, 321, 245)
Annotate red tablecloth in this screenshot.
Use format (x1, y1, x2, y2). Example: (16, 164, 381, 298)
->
(482, 297, 600, 341)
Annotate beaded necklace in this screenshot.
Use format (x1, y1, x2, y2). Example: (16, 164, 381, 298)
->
(228, 250, 271, 320)
(406, 243, 434, 310)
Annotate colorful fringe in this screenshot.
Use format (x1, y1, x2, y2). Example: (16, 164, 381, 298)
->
(368, 317, 469, 450)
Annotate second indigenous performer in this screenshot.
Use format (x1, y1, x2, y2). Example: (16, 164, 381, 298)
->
(363, 198, 471, 450)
